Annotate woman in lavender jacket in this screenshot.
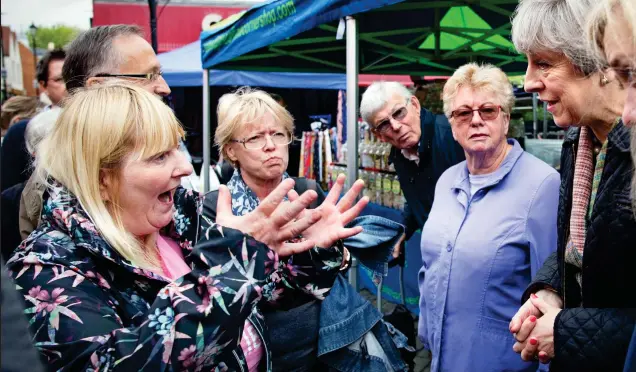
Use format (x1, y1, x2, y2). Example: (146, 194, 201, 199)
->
(418, 63, 559, 372)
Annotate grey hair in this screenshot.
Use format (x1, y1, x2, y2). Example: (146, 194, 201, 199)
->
(25, 107, 61, 156)
(360, 81, 413, 124)
(63, 25, 144, 92)
(511, 0, 599, 75)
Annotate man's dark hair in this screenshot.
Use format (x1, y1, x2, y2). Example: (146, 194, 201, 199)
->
(36, 49, 66, 87)
(62, 25, 144, 92)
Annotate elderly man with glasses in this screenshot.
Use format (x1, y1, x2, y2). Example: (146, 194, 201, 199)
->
(360, 81, 465, 257)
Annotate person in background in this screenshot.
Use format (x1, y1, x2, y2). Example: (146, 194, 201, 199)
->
(0, 49, 66, 191)
(359, 81, 465, 258)
(0, 96, 45, 139)
(62, 24, 207, 192)
(509, 0, 635, 370)
(590, 1, 636, 371)
(417, 63, 559, 372)
(1, 107, 61, 260)
(6, 82, 365, 370)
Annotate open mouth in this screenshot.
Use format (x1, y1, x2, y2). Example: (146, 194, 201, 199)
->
(540, 98, 558, 111)
(158, 188, 176, 204)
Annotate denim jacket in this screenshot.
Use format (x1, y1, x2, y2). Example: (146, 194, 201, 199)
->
(318, 215, 411, 372)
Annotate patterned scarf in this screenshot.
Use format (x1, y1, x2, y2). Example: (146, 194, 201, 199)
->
(565, 126, 594, 268)
(565, 122, 615, 288)
(227, 168, 290, 216)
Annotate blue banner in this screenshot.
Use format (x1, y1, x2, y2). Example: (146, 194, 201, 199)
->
(200, 0, 405, 69)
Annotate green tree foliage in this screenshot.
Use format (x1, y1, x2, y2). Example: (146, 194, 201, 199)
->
(28, 25, 80, 50)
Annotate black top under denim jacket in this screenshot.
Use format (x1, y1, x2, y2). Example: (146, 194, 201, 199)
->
(522, 122, 636, 372)
(389, 108, 465, 239)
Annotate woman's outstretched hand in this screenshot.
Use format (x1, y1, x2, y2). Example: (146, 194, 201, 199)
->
(288, 174, 368, 248)
(215, 179, 322, 256)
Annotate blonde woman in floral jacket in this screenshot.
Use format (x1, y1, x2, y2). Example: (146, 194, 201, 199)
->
(5, 83, 365, 371)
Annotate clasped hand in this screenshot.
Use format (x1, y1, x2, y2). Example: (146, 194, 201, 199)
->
(215, 174, 368, 257)
(509, 290, 563, 364)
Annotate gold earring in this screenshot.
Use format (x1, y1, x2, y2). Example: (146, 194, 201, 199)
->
(601, 75, 609, 86)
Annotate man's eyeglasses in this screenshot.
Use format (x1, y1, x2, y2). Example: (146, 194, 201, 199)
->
(450, 104, 502, 125)
(95, 71, 164, 83)
(231, 132, 292, 150)
(373, 98, 411, 134)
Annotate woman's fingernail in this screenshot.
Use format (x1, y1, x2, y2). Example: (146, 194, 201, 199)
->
(531, 293, 538, 299)
(529, 316, 537, 322)
(529, 338, 538, 345)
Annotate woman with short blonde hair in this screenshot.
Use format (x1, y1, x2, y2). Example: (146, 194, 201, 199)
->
(442, 62, 515, 119)
(418, 62, 559, 372)
(8, 82, 364, 370)
(215, 88, 294, 168)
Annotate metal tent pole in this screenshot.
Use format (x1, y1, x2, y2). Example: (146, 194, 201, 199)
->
(532, 93, 538, 138)
(345, 15, 359, 290)
(202, 69, 211, 193)
(542, 101, 548, 138)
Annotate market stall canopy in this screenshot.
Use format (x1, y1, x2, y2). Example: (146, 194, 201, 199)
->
(200, 0, 526, 75)
(159, 40, 346, 89)
(159, 40, 419, 88)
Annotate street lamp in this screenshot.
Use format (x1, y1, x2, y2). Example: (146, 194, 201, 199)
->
(29, 23, 38, 91)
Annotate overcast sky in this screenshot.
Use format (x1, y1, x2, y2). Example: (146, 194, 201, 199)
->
(2, 0, 93, 37)
(1, 0, 269, 37)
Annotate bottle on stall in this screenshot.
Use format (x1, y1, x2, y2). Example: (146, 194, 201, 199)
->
(374, 143, 383, 170)
(392, 175, 402, 210)
(359, 170, 369, 199)
(380, 143, 389, 171)
(362, 143, 374, 169)
(383, 173, 393, 208)
(367, 170, 376, 204)
(375, 171, 383, 206)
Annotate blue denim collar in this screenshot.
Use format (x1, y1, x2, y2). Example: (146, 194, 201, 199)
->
(344, 215, 405, 281)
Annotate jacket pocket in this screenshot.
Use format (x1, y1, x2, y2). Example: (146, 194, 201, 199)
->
(475, 316, 538, 372)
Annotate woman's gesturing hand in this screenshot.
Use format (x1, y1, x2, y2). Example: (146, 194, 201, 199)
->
(288, 174, 368, 248)
(215, 179, 322, 256)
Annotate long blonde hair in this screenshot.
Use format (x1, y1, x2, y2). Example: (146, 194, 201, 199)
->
(36, 83, 185, 269)
(587, 0, 636, 214)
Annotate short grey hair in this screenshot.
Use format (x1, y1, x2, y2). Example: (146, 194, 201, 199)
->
(511, 0, 599, 75)
(25, 107, 61, 156)
(442, 63, 515, 119)
(360, 81, 413, 124)
(63, 25, 144, 92)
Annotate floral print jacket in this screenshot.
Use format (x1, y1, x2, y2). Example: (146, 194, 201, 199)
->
(6, 181, 343, 371)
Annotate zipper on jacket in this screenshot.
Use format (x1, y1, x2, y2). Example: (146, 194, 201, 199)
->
(232, 350, 246, 372)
